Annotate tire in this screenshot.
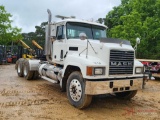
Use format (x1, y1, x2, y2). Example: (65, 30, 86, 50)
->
(23, 59, 34, 80)
(32, 71, 40, 79)
(67, 71, 92, 109)
(16, 58, 25, 77)
(115, 90, 137, 99)
(154, 77, 160, 80)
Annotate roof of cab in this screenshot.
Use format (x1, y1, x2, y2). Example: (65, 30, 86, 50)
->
(55, 18, 108, 28)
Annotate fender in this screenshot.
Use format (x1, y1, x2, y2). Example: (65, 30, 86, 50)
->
(28, 59, 40, 71)
(63, 54, 106, 78)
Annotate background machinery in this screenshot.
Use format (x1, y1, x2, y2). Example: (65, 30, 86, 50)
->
(32, 40, 45, 60)
(0, 45, 6, 64)
(18, 40, 35, 59)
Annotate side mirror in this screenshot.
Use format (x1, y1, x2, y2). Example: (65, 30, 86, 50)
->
(79, 33, 87, 40)
(136, 37, 140, 44)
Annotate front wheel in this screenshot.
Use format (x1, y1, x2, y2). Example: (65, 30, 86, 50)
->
(115, 90, 137, 99)
(67, 71, 92, 109)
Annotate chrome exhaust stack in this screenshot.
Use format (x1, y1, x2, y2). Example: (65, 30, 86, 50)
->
(45, 9, 55, 64)
(44, 9, 52, 56)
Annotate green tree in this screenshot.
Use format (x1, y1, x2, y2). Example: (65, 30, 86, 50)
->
(0, 5, 22, 45)
(22, 22, 47, 48)
(106, 0, 160, 59)
(22, 32, 36, 47)
(97, 18, 106, 24)
(35, 22, 47, 47)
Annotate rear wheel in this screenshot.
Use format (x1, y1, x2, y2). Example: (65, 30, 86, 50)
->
(153, 77, 160, 80)
(115, 90, 137, 99)
(32, 71, 40, 79)
(23, 59, 34, 80)
(16, 58, 25, 77)
(67, 71, 92, 109)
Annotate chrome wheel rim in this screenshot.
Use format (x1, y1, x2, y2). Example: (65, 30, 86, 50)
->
(69, 79, 82, 101)
(18, 63, 21, 73)
(23, 65, 28, 76)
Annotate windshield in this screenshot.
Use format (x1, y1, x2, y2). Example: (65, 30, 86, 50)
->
(66, 22, 106, 40)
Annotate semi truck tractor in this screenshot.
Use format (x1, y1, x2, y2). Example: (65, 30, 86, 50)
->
(16, 9, 147, 109)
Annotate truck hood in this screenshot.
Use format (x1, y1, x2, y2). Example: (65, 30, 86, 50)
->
(66, 38, 134, 66)
(88, 38, 134, 51)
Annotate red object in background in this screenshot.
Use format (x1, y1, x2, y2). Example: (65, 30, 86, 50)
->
(12, 55, 17, 63)
(7, 57, 12, 63)
(141, 61, 150, 66)
(12, 55, 17, 59)
(141, 61, 160, 72)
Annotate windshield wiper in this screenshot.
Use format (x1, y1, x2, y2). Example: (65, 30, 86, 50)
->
(79, 39, 97, 58)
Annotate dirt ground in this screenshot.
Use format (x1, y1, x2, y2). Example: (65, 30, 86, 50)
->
(0, 65, 159, 120)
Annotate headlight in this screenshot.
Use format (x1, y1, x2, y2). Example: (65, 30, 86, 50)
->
(94, 68, 104, 75)
(135, 67, 143, 74)
(86, 67, 105, 76)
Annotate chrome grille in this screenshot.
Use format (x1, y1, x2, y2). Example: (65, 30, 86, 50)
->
(109, 50, 134, 75)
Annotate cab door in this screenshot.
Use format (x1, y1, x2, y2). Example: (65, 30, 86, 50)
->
(52, 24, 66, 64)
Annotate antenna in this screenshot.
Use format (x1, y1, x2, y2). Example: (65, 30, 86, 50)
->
(55, 15, 76, 20)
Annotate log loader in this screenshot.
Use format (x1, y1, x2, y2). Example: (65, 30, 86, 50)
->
(15, 9, 147, 109)
(32, 40, 43, 50)
(18, 40, 35, 59)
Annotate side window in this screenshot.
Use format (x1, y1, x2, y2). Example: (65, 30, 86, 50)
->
(56, 25, 64, 40)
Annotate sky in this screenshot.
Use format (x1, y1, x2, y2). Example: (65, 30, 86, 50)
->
(0, 0, 121, 33)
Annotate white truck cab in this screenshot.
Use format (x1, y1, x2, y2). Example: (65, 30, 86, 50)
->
(16, 9, 147, 109)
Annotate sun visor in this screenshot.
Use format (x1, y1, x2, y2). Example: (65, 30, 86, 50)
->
(100, 38, 131, 45)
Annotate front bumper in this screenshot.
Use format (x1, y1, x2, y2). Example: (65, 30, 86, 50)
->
(85, 78, 143, 95)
